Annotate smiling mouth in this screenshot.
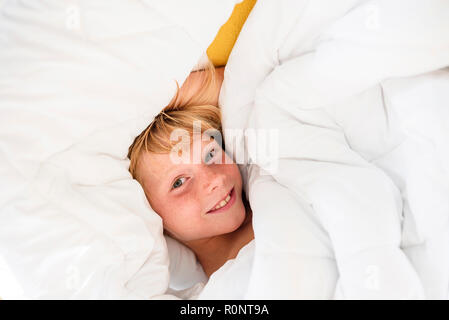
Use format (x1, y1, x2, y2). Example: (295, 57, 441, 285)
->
(206, 187, 236, 214)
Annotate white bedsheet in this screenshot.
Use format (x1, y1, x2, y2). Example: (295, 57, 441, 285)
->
(200, 0, 449, 299)
(197, 239, 255, 299)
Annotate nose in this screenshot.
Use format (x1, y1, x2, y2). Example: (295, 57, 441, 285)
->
(201, 165, 226, 195)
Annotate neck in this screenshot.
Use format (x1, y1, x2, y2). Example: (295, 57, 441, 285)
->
(183, 207, 253, 278)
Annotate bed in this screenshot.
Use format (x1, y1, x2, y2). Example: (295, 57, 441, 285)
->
(1, 0, 448, 299)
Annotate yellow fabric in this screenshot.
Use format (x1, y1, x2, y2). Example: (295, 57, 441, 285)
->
(207, 0, 257, 67)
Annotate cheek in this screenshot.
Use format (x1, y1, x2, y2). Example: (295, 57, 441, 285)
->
(158, 195, 203, 233)
(228, 164, 243, 187)
(222, 153, 242, 183)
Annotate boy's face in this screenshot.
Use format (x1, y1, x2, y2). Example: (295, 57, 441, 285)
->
(135, 136, 246, 242)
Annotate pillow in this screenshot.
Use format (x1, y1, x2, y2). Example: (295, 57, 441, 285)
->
(0, 0, 239, 299)
(165, 236, 208, 291)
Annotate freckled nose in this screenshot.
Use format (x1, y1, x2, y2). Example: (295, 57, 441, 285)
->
(202, 167, 226, 194)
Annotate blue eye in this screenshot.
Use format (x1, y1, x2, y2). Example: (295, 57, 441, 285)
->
(172, 177, 186, 189)
(204, 148, 216, 164)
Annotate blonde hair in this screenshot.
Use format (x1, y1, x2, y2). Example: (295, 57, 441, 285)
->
(127, 60, 222, 180)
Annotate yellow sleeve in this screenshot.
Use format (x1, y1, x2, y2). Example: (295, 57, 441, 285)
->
(206, 0, 257, 67)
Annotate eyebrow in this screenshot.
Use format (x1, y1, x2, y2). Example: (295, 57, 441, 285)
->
(160, 140, 213, 180)
(163, 163, 184, 181)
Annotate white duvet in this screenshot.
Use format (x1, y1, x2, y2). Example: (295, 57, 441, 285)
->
(199, 0, 449, 299)
(2, 0, 449, 300)
(0, 0, 239, 299)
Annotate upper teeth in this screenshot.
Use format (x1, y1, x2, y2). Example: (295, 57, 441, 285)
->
(213, 193, 231, 210)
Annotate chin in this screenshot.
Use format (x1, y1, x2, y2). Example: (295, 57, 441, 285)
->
(225, 201, 247, 233)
